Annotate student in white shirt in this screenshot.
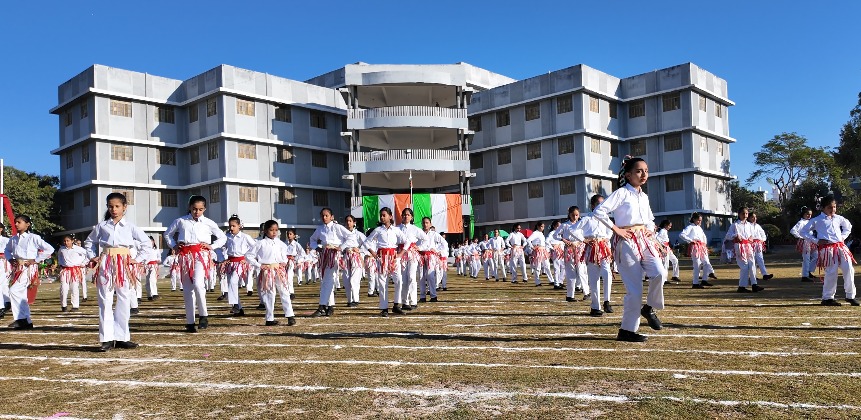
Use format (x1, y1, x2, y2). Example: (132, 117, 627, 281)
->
(747, 213, 774, 281)
(341, 215, 367, 307)
(57, 235, 88, 312)
(223, 215, 256, 316)
(395, 208, 428, 310)
(162, 249, 179, 291)
(417, 217, 442, 302)
(576, 195, 614, 315)
(547, 221, 565, 289)
(308, 207, 353, 317)
(362, 207, 408, 316)
(84, 193, 152, 351)
(283, 229, 305, 298)
(0, 224, 10, 317)
(506, 224, 530, 283)
(592, 157, 666, 343)
(489, 230, 508, 282)
(800, 196, 858, 306)
(527, 222, 555, 286)
(435, 230, 449, 291)
(163, 195, 227, 333)
(364, 227, 379, 298)
(245, 220, 296, 326)
(4, 215, 54, 330)
(554, 206, 590, 301)
(142, 236, 161, 302)
(790, 207, 818, 282)
(678, 212, 717, 288)
(725, 207, 764, 293)
(656, 220, 680, 283)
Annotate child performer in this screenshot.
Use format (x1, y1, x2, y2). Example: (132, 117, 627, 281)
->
(575, 195, 615, 315)
(245, 220, 296, 325)
(592, 157, 666, 342)
(480, 233, 494, 280)
(0, 225, 11, 318)
(365, 228, 379, 298)
(790, 207, 818, 282)
(748, 213, 774, 281)
(725, 207, 764, 293)
(362, 207, 407, 316)
(224, 215, 255, 316)
(341, 215, 367, 307)
(656, 220, 681, 283)
(396, 208, 427, 310)
(554, 206, 589, 302)
(417, 218, 442, 303)
(679, 212, 717, 288)
(547, 221, 566, 289)
(84, 193, 152, 351)
(283, 229, 305, 299)
(308, 208, 353, 317)
(58, 235, 88, 312)
(436, 230, 449, 291)
(801, 196, 858, 306)
(143, 237, 161, 301)
(163, 249, 179, 291)
(4, 215, 54, 329)
(527, 222, 555, 286)
(163, 195, 227, 332)
(506, 224, 530, 283)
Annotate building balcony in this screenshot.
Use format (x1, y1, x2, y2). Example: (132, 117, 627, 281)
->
(347, 106, 467, 130)
(349, 149, 469, 174)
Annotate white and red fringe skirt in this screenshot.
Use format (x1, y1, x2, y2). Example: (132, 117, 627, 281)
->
(817, 242, 856, 270)
(258, 264, 287, 292)
(687, 241, 709, 259)
(584, 239, 613, 265)
(176, 244, 212, 282)
(59, 266, 85, 284)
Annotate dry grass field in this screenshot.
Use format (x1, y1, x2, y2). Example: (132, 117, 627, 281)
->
(1, 248, 860, 419)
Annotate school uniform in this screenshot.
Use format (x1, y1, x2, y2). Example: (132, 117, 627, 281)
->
(417, 229, 442, 300)
(790, 218, 818, 280)
(679, 223, 716, 285)
(656, 228, 679, 280)
(725, 220, 760, 291)
(506, 232, 529, 283)
(162, 254, 179, 291)
(0, 236, 11, 312)
(4, 231, 54, 328)
(309, 221, 353, 315)
(224, 231, 255, 312)
(554, 220, 590, 299)
(141, 245, 161, 300)
(395, 223, 427, 307)
(546, 229, 565, 288)
(801, 213, 856, 304)
(527, 231, 555, 285)
(750, 223, 771, 278)
(284, 239, 305, 295)
(572, 212, 613, 311)
(58, 245, 88, 310)
(467, 242, 481, 278)
(245, 237, 295, 324)
(436, 236, 449, 290)
(362, 224, 407, 315)
(479, 239, 495, 280)
(340, 229, 367, 306)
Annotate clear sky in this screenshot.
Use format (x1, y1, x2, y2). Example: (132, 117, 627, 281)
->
(1, 0, 859, 195)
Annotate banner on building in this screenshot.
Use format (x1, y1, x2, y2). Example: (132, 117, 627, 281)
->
(360, 193, 471, 235)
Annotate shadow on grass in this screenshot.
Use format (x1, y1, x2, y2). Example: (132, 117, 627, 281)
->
(264, 331, 608, 342)
(0, 343, 103, 353)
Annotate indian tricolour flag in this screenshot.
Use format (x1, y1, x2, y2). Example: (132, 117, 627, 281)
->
(360, 193, 470, 234)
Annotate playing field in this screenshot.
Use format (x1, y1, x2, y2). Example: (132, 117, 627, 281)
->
(1, 249, 859, 419)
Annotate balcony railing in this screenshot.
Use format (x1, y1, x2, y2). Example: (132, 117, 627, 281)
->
(350, 149, 469, 162)
(348, 106, 467, 119)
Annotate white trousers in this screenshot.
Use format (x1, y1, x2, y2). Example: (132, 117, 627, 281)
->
(801, 247, 817, 277)
(469, 257, 481, 278)
(262, 281, 294, 321)
(664, 252, 679, 278)
(419, 258, 438, 299)
(226, 269, 244, 307)
(366, 259, 378, 295)
(396, 258, 418, 305)
(9, 265, 35, 322)
(483, 257, 495, 279)
(509, 253, 528, 283)
(735, 247, 757, 287)
(533, 259, 555, 285)
(344, 265, 362, 303)
(754, 251, 769, 276)
(553, 258, 565, 286)
(146, 264, 159, 297)
(170, 272, 179, 291)
(60, 279, 80, 309)
(616, 240, 666, 332)
(319, 263, 338, 306)
(377, 267, 393, 309)
(97, 277, 131, 343)
(492, 253, 507, 280)
(822, 259, 856, 300)
(181, 260, 209, 324)
(564, 260, 589, 297)
(587, 260, 613, 310)
(0, 263, 9, 305)
(691, 255, 714, 284)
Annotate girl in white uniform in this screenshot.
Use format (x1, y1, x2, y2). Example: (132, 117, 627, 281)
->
(84, 193, 151, 351)
(284, 229, 305, 299)
(58, 235, 88, 312)
(748, 213, 773, 281)
(4, 215, 54, 330)
(800, 196, 858, 306)
(308, 208, 353, 317)
(0, 225, 10, 318)
(364, 227, 379, 297)
(245, 220, 296, 326)
(574, 195, 614, 315)
(162, 249, 179, 291)
(341, 215, 367, 307)
(656, 220, 680, 283)
(725, 207, 764, 293)
(395, 208, 427, 310)
(506, 224, 530, 283)
(790, 207, 818, 282)
(554, 207, 590, 301)
(436, 231, 449, 291)
(417, 218, 442, 302)
(547, 221, 565, 289)
(679, 213, 717, 288)
(362, 207, 408, 316)
(592, 157, 666, 343)
(223, 215, 255, 316)
(142, 237, 160, 301)
(527, 222, 555, 286)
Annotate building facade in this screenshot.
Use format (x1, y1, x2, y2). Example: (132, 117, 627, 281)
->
(53, 62, 733, 248)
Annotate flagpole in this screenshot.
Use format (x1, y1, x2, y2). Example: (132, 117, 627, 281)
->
(409, 169, 413, 209)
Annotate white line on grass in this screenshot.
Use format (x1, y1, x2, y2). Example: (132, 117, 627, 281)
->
(0, 375, 858, 411)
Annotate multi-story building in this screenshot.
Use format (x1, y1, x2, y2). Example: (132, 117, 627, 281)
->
(52, 61, 734, 249)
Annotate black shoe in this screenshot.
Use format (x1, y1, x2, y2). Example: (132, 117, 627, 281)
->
(752, 284, 765, 292)
(71, 308, 80, 312)
(521, 280, 527, 283)
(801, 277, 813, 282)
(737, 287, 752, 293)
(247, 291, 254, 296)
(61, 306, 69, 313)
(589, 309, 603, 317)
(0, 308, 6, 319)
(692, 284, 705, 289)
(402, 304, 414, 311)
(392, 305, 404, 315)
(430, 297, 438, 302)
(265, 320, 280, 326)
(7, 319, 20, 328)
(217, 294, 227, 301)
(380, 309, 389, 317)
(419, 298, 427, 303)
(345, 302, 353, 308)
(700, 280, 714, 287)
(152, 295, 160, 300)
(114, 341, 138, 349)
(603, 301, 614, 313)
(762, 274, 774, 280)
(15, 321, 34, 330)
(98, 341, 114, 352)
(290, 293, 295, 300)
(708, 273, 718, 280)
(325, 306, 335, 317)
(808, 272, 817, 279)
(209, 289, 215, 293)
(641, 305, 662, 330)
(821, 299, 842, 306)
(236, 309, 245, 316)
(310, 305, 327, 318)
(198, 316, 208, 329)
(230, 304, 240, 315)
(535, 283, 542, 287)
(368, 293, 375, 297)
(575, 287, 583, 293)
(846, 298, 861, 306)
(287, 317, 296, 326)
(565, 297, 575, 302)
(129, 308, 139, 315)
(616, 329, 648, 342)
(82, 298, 88, 302)
(442, 288, 447, 291)
(582, 294, 590, 301)
(147, 296, 154, 301)
(671, 276, 681, 282)
(137, 298, 141, 304)
(373, 291, 379, 297)
(351, 302, 359, 307)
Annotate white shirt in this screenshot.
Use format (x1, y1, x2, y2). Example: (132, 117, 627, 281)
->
(790, 218, 811, 239)
(163, 214, 227, 249)
(362, 225, 407, 253)
(4, 232, 55, 263)
(58, 245, 88, 267)
(162, 255, 177, 267)
(140, 244, 161, 262)
(83, 217, 152, 262)
(571, 214, 612, 240)
(0, 237, 9, 255)
(418, 230, 441, 252)
(309, 221, 353, 249)
(284, 239, 306, 257)
(725, 220, 755, 242)
(802, 213, 852, 244)
(527, 230, 548, 248)
(507, 231, 527, 247)
(679, 224, 708, 243)
(341, 229, 367, 250)
(555, 220, 583, 243)
(656, 228, 670, 244)
(593, 184, 656, 230)
(398, 223, 427, 247)
(751, 223, 767, 241)
(245, 236, 289, 268)
(437, 237, 449, 257)
(489, 236, 507, 250)
(225, 232, 256, 257)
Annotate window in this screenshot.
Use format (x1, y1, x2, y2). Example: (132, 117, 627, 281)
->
(239, 187, 258, 202)
(610, 142, 619, 157)
(702, 177, 710, 191)
(83, 189, 91, 207)
(557, 95, 573, 114)
(472, 190, 485, 205)
(275, 105, 292, 123)
(111, 144, 133, 161)
(81, 146, 89, 163)
(590, 138, 601, 153)
(497, 148, 511, 165)
(208, 142, 219, 160)
(64, 111, 72, 127)
(343, 155, 349, 171)
(65, 193, 74, 210)
(310, 111, 327, 129)
(589, 96, 599, 113)
(525, 103, 540, 121)
(206, 98, 217, 117)
(80, 102, 88, 118)
(158, 149, 176, 165)
(238, 143, 257, 159)
(190, 147, 200, 165)
(209, 185, 220, 203)
(156, 107, 175, 124)
(277, 146, 294, 163)
(112, 189, 134, 205)
(559, 178, 575, 195)
(609, 101, 617, 119)
(630, 140, 646, 156)
(717, 142, 724, 156)
(189, 104, 199, 122)
(628, 100, 645, 118)
(558, 136, 574, 155)
(110, 100, 132, 117)
(65, 153, 73, 169)
(236, 99, 255, 116)
(312, 151, 327, 168)
(499, 185, 513, 202)
(664, 134, 682, 151)
(313, 190, 329, 206)
(528, 181, 543, 198)
(715, 103, 723, 118)
(699, 96, 707, 112)
(662, 93, 681, 112)
(666, 175, 684, 192)
(279, 188, 296, 204)
(496, 110, 510, 127)
(526, 142, 541, 160)
(468, 117, 481, 131)
(470, 153, 483, 169)
(701, 136, 708, 151)
(159, 191, 177, 207)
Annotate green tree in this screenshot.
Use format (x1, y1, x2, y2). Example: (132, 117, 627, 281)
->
(834, 92, 861, 177)
(2, 166, 63, 235)
(728, 180, 780, 225)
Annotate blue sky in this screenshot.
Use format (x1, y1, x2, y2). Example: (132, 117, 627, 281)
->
(1, 1, 858, 196)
